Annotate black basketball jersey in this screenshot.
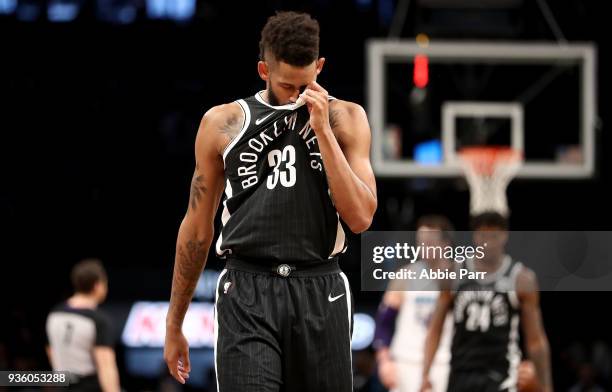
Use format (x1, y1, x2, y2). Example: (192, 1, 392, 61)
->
(450, 255, 523, 386)
(215, 91, 347, 263)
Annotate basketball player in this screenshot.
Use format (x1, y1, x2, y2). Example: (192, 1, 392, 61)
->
(420, 212, 553, 392)
(164, 11, 377, 392)
(46, 259, 120, 392)
(374, 215, 454, 392)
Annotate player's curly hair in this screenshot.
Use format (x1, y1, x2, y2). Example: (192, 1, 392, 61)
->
(259, 11, 320, 67)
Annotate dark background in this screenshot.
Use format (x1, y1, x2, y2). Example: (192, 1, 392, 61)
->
(1, 0, 610, 390)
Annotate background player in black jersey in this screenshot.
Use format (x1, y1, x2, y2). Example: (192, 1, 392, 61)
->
(164, 11, 377, 391)
(420, 212, 552, 392)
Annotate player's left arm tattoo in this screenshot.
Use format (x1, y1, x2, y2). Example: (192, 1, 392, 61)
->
(324, 108, 346, 206)
(318, 102, 377, 233)
(322, 108, 340, 204)
(328, 107, 341, 129)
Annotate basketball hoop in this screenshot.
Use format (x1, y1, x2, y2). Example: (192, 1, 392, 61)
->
(458, 146, 522, 217)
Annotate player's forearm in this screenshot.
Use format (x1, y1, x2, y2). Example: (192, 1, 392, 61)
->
(167, 217, 213, 330)
(316, 127, 376, 233)
(527, 339, 553, 392)
(421, 312, 445, 381)
(376, 347, 393, 363)
(421, 331, 441, 380)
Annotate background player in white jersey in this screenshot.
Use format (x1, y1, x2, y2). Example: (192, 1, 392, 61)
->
(421, 212, 552, 392)
(374, 215, 455, 392)
(164, 11, 377, 391)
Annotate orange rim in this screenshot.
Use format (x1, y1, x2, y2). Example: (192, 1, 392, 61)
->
(458, 146, 522, 176)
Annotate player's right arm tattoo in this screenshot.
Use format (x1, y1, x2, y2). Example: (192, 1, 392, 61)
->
(168, 107, 228, 330)
(167, 238, 208, 327)
(189, 163, 207, 211)
(219, 111, 243, 143)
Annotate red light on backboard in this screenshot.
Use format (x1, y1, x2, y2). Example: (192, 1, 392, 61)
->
(413, 54, 429, 88)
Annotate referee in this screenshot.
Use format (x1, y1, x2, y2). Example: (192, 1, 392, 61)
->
(46, 259, 120, 392)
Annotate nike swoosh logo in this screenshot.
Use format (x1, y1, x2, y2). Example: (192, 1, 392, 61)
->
(328, 293, 345, 302)
(255, 113, 273, 125)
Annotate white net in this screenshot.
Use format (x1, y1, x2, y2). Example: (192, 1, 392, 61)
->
(459, 147, 522, 217)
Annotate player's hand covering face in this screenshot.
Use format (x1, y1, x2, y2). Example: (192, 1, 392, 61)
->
(300, 81, 332, 132)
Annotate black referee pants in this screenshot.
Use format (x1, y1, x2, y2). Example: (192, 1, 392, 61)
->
(214, 258, 354, 392)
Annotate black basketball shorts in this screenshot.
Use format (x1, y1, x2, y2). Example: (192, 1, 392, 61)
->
(447, 369, 517, 392)
(213, 257, 354, 392)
